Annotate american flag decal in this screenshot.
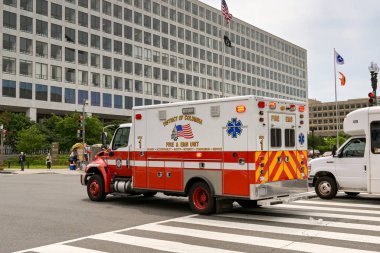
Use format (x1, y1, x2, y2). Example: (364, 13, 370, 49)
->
(221, 0, 232, 24)
(171, 124, 194, 140)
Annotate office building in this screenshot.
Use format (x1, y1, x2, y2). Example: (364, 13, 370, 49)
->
(1, 0, 308, 121)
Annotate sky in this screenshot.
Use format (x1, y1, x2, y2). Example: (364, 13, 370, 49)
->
(202, 0, 380, 102)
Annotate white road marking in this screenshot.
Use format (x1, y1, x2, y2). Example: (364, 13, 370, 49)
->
(276, 203, 380, 215)
(30, 244, 107, 253)
(296, 200, 380, 209)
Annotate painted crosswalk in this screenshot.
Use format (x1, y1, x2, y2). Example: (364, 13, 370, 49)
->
(15, 194, 380, 253)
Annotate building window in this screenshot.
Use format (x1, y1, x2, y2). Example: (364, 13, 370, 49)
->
(114, 95, 123, 109)
(2, 57, 16, 74)
(153, 83, 161, 96)
(3, 34, 16, 51)
(114, 22, 122, 37)
(3, 11, 17, 29)
(20, 15, 33, 33)
(102, 37, 112, 51)
(114, 40, 122, 54)
(51, 3, 62, 20)
(102, 18, 111, 33)
(65, 48, 76, 63)
(91, 15, 100, 30)
(51, 44, 62, 60)
(91, 72, 100, 87)
(134, 46, 142, 59)
(65, 68, 76, 83)
(36, 20, 48, 37)
(64, 88, 75, 104)
(163, 85, 169, 98)
(65, 7, 76, 23)
(36, 84, 48, 101)
(51, 86, 62, 102)
(91, 91, 100, 106)
(124, 78, 132, 92)
(65, 27, 76, 43)
(78, 70, 88, 85)
(124, 43, 132, 56)
(135, 97, 143, 106)
(51, 65, 62, 81)
(19, 82, 33, 99)
(36, 41, 48, 58)
(91, 34, 100, 49)
(78, 11, 88, 27)
(78, 50, 88, 65)
(2, 80, 16, 97)
(102, 56, 112, 70)
(20, 60, 33, 76)
(103, 74, 112, 89)
(102, 0, 112, 15)
(36, 0, 48, 15)
(91, 53, 100, 68)
(51, 23, 62, 40)
(78, 90, 89, 104)
(20, 0, 33, 11)
(91, 0, 100, 11)
(78, 31, 88, 46)
(36, 62, 48, 80)
(134, 63, 142, 76)
(125, 96, 133, 109)
(103, 93, 112, 108)
(135, 80, 143, 93)
(114, 76, 122, 90)
(114, 58, 122, 72)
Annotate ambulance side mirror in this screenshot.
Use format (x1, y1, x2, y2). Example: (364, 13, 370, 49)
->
(101, 132, 107, 148)
(332, 145, 337, 157)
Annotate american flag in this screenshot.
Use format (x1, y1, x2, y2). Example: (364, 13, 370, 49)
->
(221, 0, 232, 24)
(176, 124, 194, 139)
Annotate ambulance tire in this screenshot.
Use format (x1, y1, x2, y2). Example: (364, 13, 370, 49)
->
(143, 192, 157, 197)
(315, 176, 337, 199)
(237, 200, 259, 209)
(87, 174, 106, 201)
(189, 181, 216, 215)
(345, 192, 360, 197)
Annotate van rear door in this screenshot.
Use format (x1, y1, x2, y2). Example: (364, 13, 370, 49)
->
(369, 118, 380, 193)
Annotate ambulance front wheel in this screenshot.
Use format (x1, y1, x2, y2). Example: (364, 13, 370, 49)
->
(189, 181, 216, 215)
(315, 176, 337, 199)
(87, 174, 107, 201)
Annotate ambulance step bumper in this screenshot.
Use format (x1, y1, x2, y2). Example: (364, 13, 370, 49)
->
(250, 179, 308, 200)
(257, 191, 316, 206)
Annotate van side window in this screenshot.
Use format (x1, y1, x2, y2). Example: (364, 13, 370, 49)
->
(371, 121, 380, 154)
(112, 127, 130, 150)
(285, 129, 295, 147)
(341, 138, 366, 158)
(270, 128, 281, 148)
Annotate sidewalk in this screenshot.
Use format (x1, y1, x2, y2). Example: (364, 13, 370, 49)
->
(0, 168, 83, 175)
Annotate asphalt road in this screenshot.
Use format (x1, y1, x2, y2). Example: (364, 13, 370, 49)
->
(0, 173, 192, 253)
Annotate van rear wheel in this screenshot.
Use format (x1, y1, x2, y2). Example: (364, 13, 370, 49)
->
(315, 176, 337, 199)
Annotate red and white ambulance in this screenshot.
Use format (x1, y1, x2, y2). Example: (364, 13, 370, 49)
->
(81, 95, 309, 214)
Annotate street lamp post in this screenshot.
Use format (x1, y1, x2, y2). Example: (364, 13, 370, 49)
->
(82, 99, 89, 146)
(368, 62, 379, 106)
(311, 127, 316, 158)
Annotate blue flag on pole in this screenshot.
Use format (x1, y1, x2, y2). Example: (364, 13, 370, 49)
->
(335, 51, 344, 65)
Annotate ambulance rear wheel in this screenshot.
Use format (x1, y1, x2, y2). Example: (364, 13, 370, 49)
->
(315, 176, 337, 199)
(189, 181, 215, 215)
(237, 200, 259, 208)
(87, 174, 106, 201)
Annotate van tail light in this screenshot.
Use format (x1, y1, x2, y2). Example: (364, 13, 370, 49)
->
(135, 114, 142, 120)
(258, 101, 265, 108)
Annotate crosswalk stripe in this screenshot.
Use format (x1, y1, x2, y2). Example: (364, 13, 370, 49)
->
(30, 244, 107, 253)
(89, 232, 242, 253)
(175, 216, 380, 244)
(276, 203, 380, 215)
(218, 213, 380, 232)
(296, 200, 380, 209)
(136, 223, 379, 253)
(254, 207, 380, 222)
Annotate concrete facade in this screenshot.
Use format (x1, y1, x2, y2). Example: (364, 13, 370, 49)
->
(1, 0, 308, 122)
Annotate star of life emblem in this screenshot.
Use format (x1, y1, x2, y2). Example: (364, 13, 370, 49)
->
(226, 118, 243, 138)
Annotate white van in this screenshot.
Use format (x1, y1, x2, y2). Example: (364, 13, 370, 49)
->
(308, 107, 380, 199)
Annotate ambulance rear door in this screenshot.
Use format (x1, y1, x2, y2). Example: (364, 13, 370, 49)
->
(369, 116, 380, 193)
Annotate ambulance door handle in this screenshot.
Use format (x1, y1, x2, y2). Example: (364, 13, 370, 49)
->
(239, 158, 245, 165)
(166, 172, 172, 178)
(364, 165, 367, 172)
(157, 172, 163, 178)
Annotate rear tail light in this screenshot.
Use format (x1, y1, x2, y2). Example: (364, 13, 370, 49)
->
(289, 104, 296, 111)
(135, 114, 142, 120)
(258, 101, 265, 108)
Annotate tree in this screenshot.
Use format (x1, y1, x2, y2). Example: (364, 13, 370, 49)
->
(0, 112, 33, 149)
(37, 114, 63, 145)
(16, 125, 47, 153)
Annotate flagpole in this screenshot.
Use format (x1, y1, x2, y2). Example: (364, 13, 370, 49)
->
(334, 48, 339, 148)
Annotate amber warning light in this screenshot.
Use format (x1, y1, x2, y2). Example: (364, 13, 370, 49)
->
(236, 105, 246, 113)
(299, 105, 305, 112)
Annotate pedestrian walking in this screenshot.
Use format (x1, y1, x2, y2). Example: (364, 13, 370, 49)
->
(19, 152, 26, 171)
(46, 152, 52, 170)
